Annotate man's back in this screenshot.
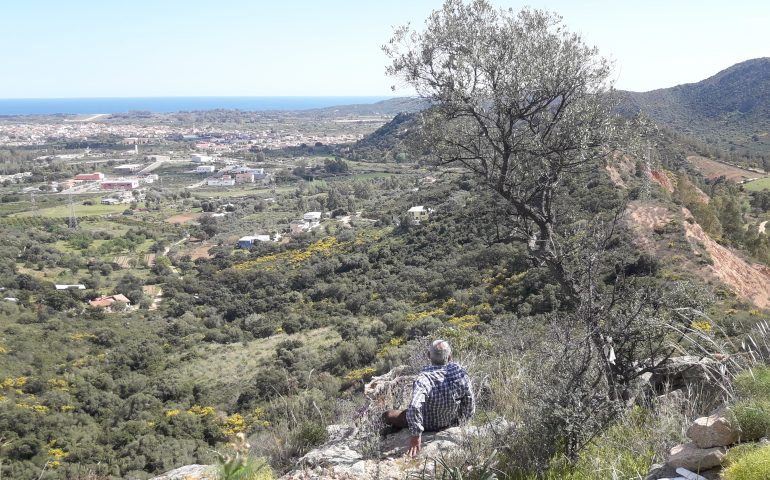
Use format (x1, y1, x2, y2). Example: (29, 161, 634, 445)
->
(406, 362, 475, 435)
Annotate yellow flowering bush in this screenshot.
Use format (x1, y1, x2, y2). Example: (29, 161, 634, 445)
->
(691, 321, 713, 333)
(250, 407, 270, 428)
(405, 308, 445, 322)
(345, 367, 376, 381)
(165, 409, 181, 417)
(222, 413, 246, 436)
(188, 404, 216, 417)
(235, 236, 343, 270)
(48, 378, 69, 390)
(47, 447, 68, 468)
(449, 314, 481, 330)
(376, 337, 405, 358)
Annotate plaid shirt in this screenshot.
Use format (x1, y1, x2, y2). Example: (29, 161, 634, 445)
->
(406, 362, 475, 436)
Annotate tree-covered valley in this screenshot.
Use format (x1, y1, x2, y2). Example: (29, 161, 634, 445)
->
(3, 2, 770, 479)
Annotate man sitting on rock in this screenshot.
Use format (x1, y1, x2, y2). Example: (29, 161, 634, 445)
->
(382, 339, 475, 457)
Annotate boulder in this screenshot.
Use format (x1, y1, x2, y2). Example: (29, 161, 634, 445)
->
(686, 409, 740, 448)
(666, 443, 726, 471)
(648, 356, 723, 393)
(149, 464, 216, 480)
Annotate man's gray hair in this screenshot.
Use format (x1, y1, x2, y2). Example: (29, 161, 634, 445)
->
(429, 339, 452, 365)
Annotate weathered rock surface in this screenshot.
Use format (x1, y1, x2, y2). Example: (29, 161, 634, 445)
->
(666, 442, 726, 471)
(149, 464, 216, 480)
(281, 419, 508, 480)
(686, 409, 740, 448)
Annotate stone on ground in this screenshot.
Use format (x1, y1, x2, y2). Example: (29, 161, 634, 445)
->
(686, 408, 740, 448)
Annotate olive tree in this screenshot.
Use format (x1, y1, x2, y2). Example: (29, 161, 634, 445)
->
(385, 0, 709, 463)
(384, 0, 618, 285)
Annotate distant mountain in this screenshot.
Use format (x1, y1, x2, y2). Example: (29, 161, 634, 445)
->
(312, 97, 428, 117)
(620, 58, 770, 163)
(344, 112, 420, 162)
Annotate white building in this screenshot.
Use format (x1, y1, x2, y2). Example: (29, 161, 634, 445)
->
(114, 164, 143, 173)
(191, 154, 212, 163)
(55, 284, 86, 290)
(196, 165, 216, 173)
(206, 175, 235, 187)
(303, 211, 322, 224)
(408, 206, 433, 224)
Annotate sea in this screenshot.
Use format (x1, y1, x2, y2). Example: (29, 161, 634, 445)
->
(0, 96, 394, 115)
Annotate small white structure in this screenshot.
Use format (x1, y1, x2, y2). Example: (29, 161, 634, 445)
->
(114, 164, 143, 173)
(238, 234, 279, 248)
(196, 165, 216, 173)
(290, 220, 309, 235)
(303, 211, 322, 224)
(408, 205, 433, 224)
(206, 175, 235, 187)
(145, 155, 170, 162)
(191, 154, 212, 163)
(55, 284, 86, 290)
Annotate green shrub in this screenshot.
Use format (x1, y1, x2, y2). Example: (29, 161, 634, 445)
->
(724, 443, 762, 467)
(733, 400, 770, 442)
(735, 366, 770, 400)
(722, 445, 770, 480)
(291, 421, 328, 456)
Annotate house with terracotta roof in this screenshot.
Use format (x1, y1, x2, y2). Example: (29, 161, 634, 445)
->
(88, 294, 131, 312)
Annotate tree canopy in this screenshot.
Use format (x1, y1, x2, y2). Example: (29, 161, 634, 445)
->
(385, 0, 620, 277)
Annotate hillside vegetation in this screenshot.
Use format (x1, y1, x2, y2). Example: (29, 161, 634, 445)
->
(621, 58, 770, 169)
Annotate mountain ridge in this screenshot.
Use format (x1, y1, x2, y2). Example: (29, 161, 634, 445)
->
(619, 58, 770, 165)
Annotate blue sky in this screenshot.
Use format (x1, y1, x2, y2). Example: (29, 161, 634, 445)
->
(1, 0, 767, 98)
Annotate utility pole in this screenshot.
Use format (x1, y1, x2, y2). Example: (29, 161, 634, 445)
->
(68, 193, 78, 229)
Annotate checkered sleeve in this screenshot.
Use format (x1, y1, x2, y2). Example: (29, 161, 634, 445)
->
(458, 373, 475, 422)
(406, 376, 429, 436)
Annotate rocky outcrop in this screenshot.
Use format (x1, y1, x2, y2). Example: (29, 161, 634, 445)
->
(149, 464, 216, 480)
(281, 419, 508, 480)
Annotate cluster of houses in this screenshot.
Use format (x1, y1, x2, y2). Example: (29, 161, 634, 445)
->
(237, 211, 323, 249)
(72, 171, 157, 191)
(205, 166, 269, 187)
(290, 211, 323, 235)
(0, 171, 32, 184)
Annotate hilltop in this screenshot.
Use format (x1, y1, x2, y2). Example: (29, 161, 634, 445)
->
(620, 58, 770, 167)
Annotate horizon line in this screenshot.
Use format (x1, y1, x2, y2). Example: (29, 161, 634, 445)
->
(0, 95, 403, 101)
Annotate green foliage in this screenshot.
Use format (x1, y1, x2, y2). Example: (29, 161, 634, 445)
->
(722, 444, 770, 480)
(733, 400, 770, 442)
(735, 366, 770, 400)
(531, 407, 658, 479)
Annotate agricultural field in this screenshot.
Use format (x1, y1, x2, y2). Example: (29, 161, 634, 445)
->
(744, 177, 770, 192)
(687, 154, 765, 182)
(12, 199, 128, 218)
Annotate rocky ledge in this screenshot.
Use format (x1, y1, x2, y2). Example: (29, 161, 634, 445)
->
(281, 418, 509, 479)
